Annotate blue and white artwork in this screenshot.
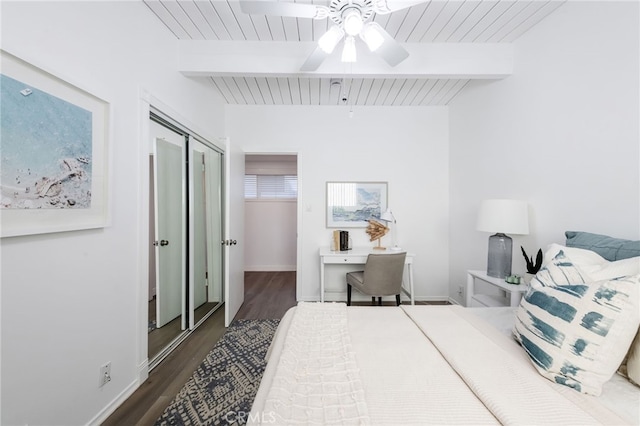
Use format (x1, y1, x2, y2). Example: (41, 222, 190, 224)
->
(331, 187, 382, 222)
(326, 182, 387, 227)
(1, 74, 92, 209)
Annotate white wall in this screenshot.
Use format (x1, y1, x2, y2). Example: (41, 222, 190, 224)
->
(245, 201, 297, 271)
(448, 1, 640, 304)
(226, 105, 450, 301)
(0, 2, 225, 425)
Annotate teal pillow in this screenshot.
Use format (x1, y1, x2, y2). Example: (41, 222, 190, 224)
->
(565, 231, 640, 261)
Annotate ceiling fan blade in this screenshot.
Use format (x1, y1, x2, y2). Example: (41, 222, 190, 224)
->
(300, 46, 330, 71)
(372, 24, 409, 67)
(240, 1, 329, 19)
(373, 0, 429, 14)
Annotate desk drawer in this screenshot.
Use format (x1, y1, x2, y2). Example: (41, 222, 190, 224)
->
(323, 256, 368, 264)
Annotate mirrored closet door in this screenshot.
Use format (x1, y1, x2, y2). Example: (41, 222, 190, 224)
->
(148, 112, 224, 367)
(190, 139, 223, 327)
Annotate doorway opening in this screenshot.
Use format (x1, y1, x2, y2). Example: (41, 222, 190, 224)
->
(243, 154, 298, 295)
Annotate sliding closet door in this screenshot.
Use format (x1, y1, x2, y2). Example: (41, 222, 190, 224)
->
(153, 136, 186, 329)
(148, 119, 188, 362)
(148, 109, 224, 368)
(206, 147, 223, 305)
(191, 138, 224, 326)
(192, 148, 208, 313)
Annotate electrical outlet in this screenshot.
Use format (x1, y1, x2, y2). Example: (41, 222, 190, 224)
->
(457, 285, 464, 296)
(99, 362, 111, 387)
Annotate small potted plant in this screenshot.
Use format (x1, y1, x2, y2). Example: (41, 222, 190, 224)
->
(521, 246, 543, 283)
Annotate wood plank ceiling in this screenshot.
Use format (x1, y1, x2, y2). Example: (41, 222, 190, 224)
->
(144, 0, 564, 106)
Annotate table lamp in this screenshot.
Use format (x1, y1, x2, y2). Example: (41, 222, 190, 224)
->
(476, 199, 529, 279)
(380, 208, 401, 251)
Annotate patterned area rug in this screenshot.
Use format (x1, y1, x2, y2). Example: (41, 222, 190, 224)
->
(156, 319, 280, 426)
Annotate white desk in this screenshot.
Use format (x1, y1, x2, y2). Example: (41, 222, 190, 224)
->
(466, 270, 528, 307)
(319, 247, 415, 304)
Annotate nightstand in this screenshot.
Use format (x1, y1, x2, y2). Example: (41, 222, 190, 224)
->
(466, 270, 528, 307)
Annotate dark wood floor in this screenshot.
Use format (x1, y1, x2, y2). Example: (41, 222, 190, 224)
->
(148, 300, 219, 359)
(103, 271, 296, 426)
(236, 271, 297, 319)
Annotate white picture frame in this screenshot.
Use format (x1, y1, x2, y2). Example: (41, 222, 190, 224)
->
(326, 181, 388, 228)
(0, 50, 110, 237)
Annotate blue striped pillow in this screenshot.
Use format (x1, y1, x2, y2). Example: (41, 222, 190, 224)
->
(513, 249, 640, 395)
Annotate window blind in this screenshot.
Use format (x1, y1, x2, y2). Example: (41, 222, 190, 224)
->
(244, 175, 297, 199)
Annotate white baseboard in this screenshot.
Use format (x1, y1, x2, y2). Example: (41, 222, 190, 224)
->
(86, 360, 148, 425)
(87, 378, 140, 426)
(138, 358, 149, 384)
(245, 265, 296, 272)
(413, 296, 450, 303)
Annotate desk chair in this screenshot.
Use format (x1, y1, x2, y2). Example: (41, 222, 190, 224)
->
(346, 252, 407, 306)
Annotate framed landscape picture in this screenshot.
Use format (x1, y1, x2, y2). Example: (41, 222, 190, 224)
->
(326, 181, 387, 228)
(0, 50, 110, 237)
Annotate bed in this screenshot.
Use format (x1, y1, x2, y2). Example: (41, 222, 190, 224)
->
(249, 233, 640, 425)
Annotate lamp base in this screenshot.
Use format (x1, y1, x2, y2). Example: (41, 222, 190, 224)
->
(373, 237, 386, 250)
(487, 233, 512, 279)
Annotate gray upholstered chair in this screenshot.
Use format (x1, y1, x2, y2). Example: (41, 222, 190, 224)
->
(346, 252, 407, 306)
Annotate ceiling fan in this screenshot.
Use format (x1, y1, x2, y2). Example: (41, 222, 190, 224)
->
(239, 0, 428, 71)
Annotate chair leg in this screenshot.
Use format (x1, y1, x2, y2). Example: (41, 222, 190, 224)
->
(378, 297, 382, 306)
(396, 294, 401, 306)
(347, 284, 352, 306)
(371, 297, 375, 306)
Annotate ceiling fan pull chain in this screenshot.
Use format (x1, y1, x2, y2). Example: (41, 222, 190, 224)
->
(347, 62, 354, 118)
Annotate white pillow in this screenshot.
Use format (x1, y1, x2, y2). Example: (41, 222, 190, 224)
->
(543, 245, 640, 386)
(544, 243, 607, 266)
(514, 248, 640, 395)
(544, 244, 640, 279)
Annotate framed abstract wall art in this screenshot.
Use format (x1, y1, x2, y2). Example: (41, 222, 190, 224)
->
(0, 49, 110, 237)
(326, 181, 387, 228)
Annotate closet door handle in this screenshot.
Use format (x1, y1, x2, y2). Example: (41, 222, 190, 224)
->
(159, 240, 169, 246)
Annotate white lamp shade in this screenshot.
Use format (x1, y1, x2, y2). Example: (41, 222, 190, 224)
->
(380, 208, 395, 223)
(476, 199, 529, 235)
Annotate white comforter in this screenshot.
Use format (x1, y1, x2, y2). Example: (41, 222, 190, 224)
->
(250, 303, 632, 425)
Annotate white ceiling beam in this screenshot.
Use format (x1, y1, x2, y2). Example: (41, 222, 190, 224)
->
(178, 40, 513, 79)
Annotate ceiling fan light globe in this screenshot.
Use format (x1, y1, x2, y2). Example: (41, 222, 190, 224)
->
(318, 26, 344, 54)
(341, 36, 357, 62)
(360, 23, 384, 52)
(343, 9, 364, 36)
